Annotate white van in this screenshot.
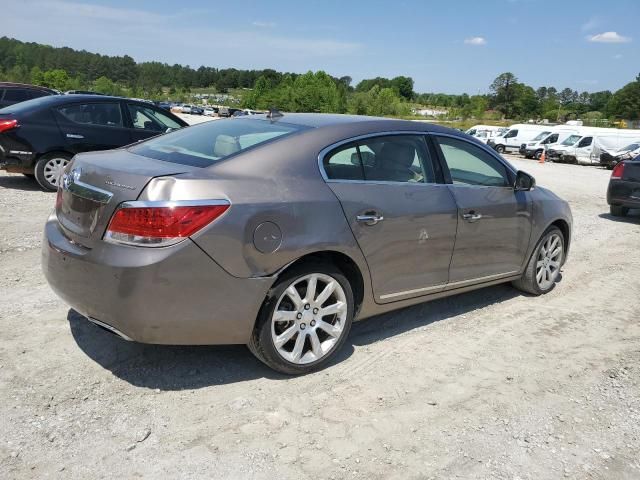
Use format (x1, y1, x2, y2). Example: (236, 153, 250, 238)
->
(465, 125, 508, 144)
(560, 129, 640, 164)
(523, 125, 582, 159)
(487, 124, 550, 154)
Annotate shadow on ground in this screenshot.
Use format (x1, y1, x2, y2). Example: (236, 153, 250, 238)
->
(598, 210, 640, 224)
(0, 174, 43, 192)
(69, 283, 520, 390)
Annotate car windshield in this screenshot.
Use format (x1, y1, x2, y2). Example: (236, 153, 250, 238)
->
(532, 131, 552, 141)
(621, 142, 640, 152)
(561, 135, 581, 146)
(129, 118, 307, 167)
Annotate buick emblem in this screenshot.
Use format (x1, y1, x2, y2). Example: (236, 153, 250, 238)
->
(62, 167, 81, 190)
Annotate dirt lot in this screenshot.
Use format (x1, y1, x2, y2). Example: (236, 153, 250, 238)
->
(1, 155, 639, 479)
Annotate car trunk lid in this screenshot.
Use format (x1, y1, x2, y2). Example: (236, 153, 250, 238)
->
(56, 149, 194, 246)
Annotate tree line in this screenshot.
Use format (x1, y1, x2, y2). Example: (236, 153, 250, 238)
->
(1, 36, 638, 122)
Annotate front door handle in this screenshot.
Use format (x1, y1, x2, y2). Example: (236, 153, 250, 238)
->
(462, 211, 483, 222)
(66, 133, 85, 139)
(357, 213, 384, 226)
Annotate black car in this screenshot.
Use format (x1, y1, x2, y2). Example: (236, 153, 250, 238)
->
(0, 82, 58, 108)
(607, 156, 640, 216)
(190, 105, 204, 115)
(0, 94, 188, 190)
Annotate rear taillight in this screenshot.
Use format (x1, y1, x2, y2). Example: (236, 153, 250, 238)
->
(611, 162, 625, 180)
(0, 119, 18, 133)
(104, 200, 229, 247)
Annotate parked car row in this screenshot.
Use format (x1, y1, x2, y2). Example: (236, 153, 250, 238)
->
(466, 121, 640, 169)
(0, 94, 187, 190)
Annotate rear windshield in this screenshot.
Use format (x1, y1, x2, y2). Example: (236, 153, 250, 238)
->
(129, 118, 307, 167)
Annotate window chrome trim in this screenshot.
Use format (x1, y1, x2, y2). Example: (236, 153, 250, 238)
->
(317, 130, 438, 185)
(379, 271, 520, 301)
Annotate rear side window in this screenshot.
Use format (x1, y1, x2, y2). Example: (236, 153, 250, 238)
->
(324, 135, 435, 184)
(435, 136, 509, 187)
(129, 118, 306, 167)
(58, 103, 123, 128)
(3, 88, 31, 103)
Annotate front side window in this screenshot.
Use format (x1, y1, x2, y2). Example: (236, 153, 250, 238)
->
(504, 129, 518, 138)
(127, 104, 182, 132)
(545, 133, 559, 144)
(129, 118, 306, 167)
(323, 135, 435, 184)
(58, 102, 123, 128)
(577, 137, 592, 148)
(436, 136, 509, 187)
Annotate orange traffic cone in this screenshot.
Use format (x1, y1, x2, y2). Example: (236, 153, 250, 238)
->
(538, 150, 546, 164)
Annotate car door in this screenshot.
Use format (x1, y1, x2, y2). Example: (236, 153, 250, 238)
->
(432, 134, 532, 285)
(54, 101, 132, 153)
(126, 103, 184, 143)
(322, 134, 458, 303)
(574, 136, 593, 163)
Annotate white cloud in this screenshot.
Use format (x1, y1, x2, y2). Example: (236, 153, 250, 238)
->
(587, 31, 631, 43)
(464, 36, 487, 46)
(252, 21, 276, 28)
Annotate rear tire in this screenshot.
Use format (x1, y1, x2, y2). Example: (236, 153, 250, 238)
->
(34, 153, 72, 191)
(534, 150, 543, 160)
(248, 263, 354, 375)
(513, 227, 565, 295)
(610, 205, 629, 217)
(495, 145, 505, 154)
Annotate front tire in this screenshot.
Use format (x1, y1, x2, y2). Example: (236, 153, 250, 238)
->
(34, 153, 72, 191)
(513, 227, 565, 295)
(495, 145, 505, 154)
(610, 205, 629, 217)
(534, 150, 543, 160)
(248, 263, 354, 375)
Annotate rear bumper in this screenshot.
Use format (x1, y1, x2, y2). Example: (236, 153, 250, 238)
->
(607, 180, 640, 208)
(42, 212, 274, 345)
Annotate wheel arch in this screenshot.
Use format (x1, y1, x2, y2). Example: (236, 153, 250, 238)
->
(549, 218, 571, 261)
(273, 250, 366, 317)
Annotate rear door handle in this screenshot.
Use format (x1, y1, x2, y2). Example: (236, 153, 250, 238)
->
(356, 213, 384, 226)
(462, 211, 483, 222)
(66, 133, 84, 139)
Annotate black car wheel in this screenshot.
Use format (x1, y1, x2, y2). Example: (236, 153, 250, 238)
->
(35, 153, 72, 191)
(248, 262, 354, 375)
(534, 150, 543, 160)
(610, 205, 629, 217)
(495, 145, 505, 154)
(513, 226, 565, 295)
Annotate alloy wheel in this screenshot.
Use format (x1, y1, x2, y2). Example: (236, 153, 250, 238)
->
(43, 157, 70, 187)
(535, 233, 563, 290)
(271, 273, 348, 365)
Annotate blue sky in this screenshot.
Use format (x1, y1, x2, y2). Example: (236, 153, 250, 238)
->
(3, 0, 639, 94)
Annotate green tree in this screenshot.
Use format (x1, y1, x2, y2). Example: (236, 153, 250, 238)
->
(42, 69, 70, 90)
(606, 77, 640, 120)
(490, 72, 518, 118)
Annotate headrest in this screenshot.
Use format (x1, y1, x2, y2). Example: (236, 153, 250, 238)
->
(379, 141, 415, 170)
(213, 135, 240, 157)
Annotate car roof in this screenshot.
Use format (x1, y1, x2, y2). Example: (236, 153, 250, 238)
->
(245, 112, 456, 134)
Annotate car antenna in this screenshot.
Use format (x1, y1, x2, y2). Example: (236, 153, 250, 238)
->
(266, 107, 283, 121)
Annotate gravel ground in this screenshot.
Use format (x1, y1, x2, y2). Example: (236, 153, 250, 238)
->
(1, 154, 639, 479)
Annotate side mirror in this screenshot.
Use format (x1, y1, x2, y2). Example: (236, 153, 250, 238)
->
(514, 170, 535, 191)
